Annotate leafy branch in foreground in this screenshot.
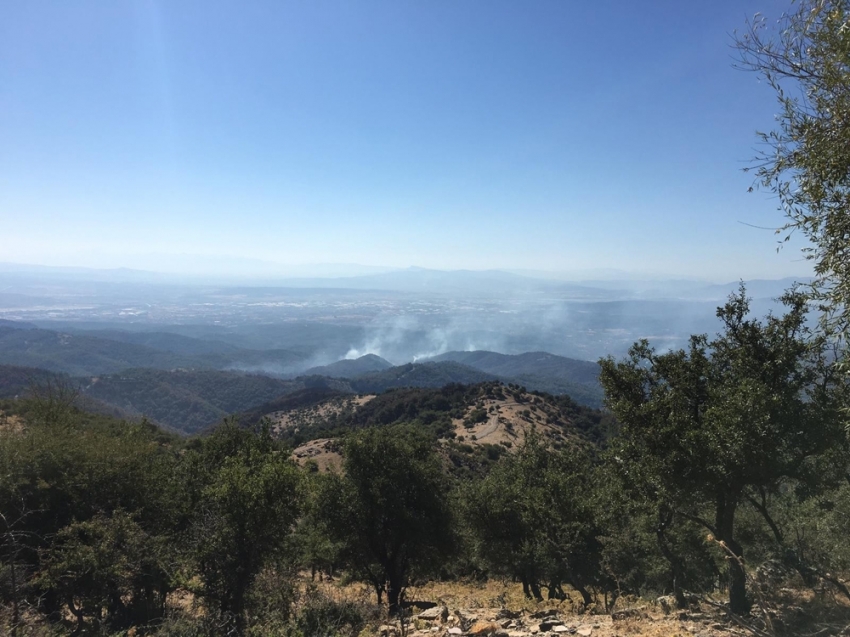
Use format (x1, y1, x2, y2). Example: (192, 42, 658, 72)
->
(735, 0, 850, 344)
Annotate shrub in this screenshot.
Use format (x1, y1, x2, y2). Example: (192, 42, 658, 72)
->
(295, 589, 370, 637)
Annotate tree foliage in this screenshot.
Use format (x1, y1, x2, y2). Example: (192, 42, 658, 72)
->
(315, 425, 454, 615)
(735, 0, 850, 340)
(37, 510, 169, 633)
(461, 431, 603, 606)
(599, 287, 846, 614)
(184, 420, 302, 630)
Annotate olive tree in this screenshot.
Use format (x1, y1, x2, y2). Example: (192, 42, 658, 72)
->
(315, 425, 453, 615)
(461, 431, 602, 606)
(599, 287, 844, 615)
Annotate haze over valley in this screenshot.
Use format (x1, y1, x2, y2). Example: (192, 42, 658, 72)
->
(0, 261, 808, 434)
(0, 261, 805, 366)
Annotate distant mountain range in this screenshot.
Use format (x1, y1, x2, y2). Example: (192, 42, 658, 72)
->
(0, 261, 812, 299)
(424, 350, 598, 384)
(0, 315, 609, 435)
(71, 362, 503, 433)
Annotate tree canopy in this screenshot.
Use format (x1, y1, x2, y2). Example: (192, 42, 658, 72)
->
(735, 0, 850, 342)
(461, 431, 602, 606)
(599, 287, 846, 614)
(315, 425, 454, 615)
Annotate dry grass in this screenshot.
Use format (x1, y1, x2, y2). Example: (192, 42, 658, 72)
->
(300, 575, 850, 637)
(452, 392, 576, 448)
(270, 395, 376, 433)
(292, 437, 344, 472)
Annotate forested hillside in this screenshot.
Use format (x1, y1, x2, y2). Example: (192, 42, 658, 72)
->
(347, 361, 496, 393)
(264, 381, 613, 449)
(64, 361, 583, 435)
(0, 323, 307, 376)
(80, 369, 305, 434)
(423, 351, 603, 406)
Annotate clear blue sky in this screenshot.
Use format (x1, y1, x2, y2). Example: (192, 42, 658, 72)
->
(0, 0, 808, 280)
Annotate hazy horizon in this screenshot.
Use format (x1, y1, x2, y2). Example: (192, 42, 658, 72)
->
(0, 257, 812, 287)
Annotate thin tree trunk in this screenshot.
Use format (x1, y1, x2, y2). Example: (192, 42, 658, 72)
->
(716, 491, 749, 615)
(570, 581, 592, 607)
(745, 489, 783, 545)
(656, 507, 687, 609)
(387, 571, 403, 616)
(10, 558, 18, 637)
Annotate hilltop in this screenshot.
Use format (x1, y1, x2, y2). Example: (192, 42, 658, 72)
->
(254, 381, 613, 475)
(423, 350, 602, 407)
(301, 353, 393, 377)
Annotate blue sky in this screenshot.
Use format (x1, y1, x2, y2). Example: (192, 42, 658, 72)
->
(0, 0, 808, 281)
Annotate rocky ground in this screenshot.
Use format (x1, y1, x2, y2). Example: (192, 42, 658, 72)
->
(394, 604, 743, 637)
(345, 579, 850, 637)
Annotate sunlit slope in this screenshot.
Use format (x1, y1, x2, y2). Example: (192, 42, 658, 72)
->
(276, 382, 613, 474)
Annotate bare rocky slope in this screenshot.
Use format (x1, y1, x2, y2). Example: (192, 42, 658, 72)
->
(272, 382, 612, 474)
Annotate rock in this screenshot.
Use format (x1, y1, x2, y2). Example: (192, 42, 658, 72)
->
(418, 606, 449, 623)
(495, 610, 521, 620)
(551, 627, 569, 634)
(468, 621, 502, 637)
(576, 628, 592, 637)
(530, 610, 556, 619)
(380, 625, 399, 637)
(456, 610, 478, 629)
(657, 595, 676, 615)
(448, 629, 463, 636)
(539, 619, 563, 631)
(508, 631, 527, 637)
(675, 611, 708, 622)
(499, 620, 513, 629)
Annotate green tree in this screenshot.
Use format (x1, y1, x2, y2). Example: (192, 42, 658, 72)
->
(599, 287, 844, 614)
(315, 425, 454, 615)
(296, 469, 345, 582)
(37, 510, 169, 634)
(185, 419, 302, 633)
(0, 391, 183, 628)
(593, 487, 718, 609)
(461, 431, 602, 607)
(735, 0, 850, 341)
